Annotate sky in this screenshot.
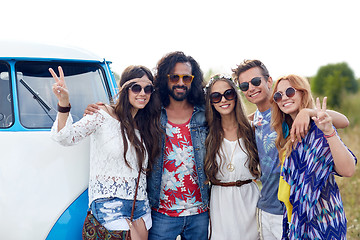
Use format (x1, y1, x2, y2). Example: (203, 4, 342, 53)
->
(2, 0, 360, 80)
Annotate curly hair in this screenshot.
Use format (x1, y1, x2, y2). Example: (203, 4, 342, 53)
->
(112, 65, 162, 172)
(270, 74, 315, 159)
(204, 75, 260, 184)
(154, 51, 205, 107)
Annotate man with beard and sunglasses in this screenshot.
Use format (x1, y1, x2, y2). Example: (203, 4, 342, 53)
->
(147, 51, 209, 240)
(232, 59, 349, 240)
(83, 52, 208, 239)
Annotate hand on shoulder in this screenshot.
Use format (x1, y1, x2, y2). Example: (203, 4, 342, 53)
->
(99, 104, 117, 120)
(83, 102, 105, 116)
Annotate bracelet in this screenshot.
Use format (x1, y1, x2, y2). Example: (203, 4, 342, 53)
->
(57, 103, 71, 113)
(324, 129, 336, 139)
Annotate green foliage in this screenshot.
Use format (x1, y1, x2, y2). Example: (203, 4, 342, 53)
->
(323, 71, 345, 107)
(334, 90, 360, 126)
(204, 68, 217, 83)
(311, 62, 358, 107)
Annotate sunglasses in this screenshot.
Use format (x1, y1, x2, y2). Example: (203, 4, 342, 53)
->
(210, 89, 236, 103)
(239, 77, 262, 92)
(273, 87, 297, 103)
(167, 74, 194, 84)
(129, 84, 154, 95)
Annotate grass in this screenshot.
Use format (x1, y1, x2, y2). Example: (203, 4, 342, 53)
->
(333, 91, 360, 239)
(336, 125, 360, 239)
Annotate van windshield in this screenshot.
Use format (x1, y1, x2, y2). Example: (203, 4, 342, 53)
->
(0, 62, 13, 128)
(15, 61, 111, 129)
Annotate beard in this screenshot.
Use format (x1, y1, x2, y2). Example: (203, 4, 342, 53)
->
(168, 85, 189, 101)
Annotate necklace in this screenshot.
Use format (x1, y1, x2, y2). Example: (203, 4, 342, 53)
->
(226, 142, 237, 172)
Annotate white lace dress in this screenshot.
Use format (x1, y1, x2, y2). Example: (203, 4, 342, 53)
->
(51, 109, 148, 205)
(210, 138, 260, 240)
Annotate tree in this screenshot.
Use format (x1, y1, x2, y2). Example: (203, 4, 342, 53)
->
(311, 62, 358, 107)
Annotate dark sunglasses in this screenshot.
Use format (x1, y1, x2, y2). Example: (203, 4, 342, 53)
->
(129, 84, 154, 95)
(239, 77, 262, 92)
(210, 89, 236, 103)
(167, 74, 194, 84)
(273, 87, 297, 103)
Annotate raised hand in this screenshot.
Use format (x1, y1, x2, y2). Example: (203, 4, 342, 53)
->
(49, 66, 69, 106)
(312, 97, 333, 135)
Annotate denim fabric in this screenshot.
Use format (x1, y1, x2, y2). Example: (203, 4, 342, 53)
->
(90, 197, 150, 226)
(148, 210, 209, 240)
(147, 105, 209, 209)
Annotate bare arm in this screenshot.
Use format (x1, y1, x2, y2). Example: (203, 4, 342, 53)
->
(49, 66, 70, 132)
(291, 105, 349, 142)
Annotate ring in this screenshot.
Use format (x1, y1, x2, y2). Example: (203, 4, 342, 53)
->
(129, 221, 133, 228)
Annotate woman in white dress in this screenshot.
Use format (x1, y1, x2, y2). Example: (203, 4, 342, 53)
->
(50, 65, 162, 240)
(204, 74, 260, 240)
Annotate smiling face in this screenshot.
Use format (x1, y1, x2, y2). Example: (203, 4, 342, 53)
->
(274, 79, 303, 119)
(237, 67, 273, 111)
(210, 80, 236, 117)
(168, 62, 192, 101)
(128, 75, 152, 115)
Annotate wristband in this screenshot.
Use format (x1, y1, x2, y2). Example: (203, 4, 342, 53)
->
(57, 103, 71, 113)
(324, 129, 336, 139)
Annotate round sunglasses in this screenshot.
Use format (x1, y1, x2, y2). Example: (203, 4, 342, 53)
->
(167, 74, 194, 84)
(129, 84, 154, 95)
(210, 88, 236, 103)
(239, 77, 262, 92)
(273, 87, 297, 102)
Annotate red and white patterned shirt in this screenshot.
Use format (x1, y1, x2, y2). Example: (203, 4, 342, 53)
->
(157, 119, 206, 217)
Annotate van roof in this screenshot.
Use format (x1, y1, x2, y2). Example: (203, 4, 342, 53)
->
(0, 41, 103, 61)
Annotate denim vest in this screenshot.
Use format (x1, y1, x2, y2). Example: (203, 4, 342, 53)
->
(147, 105, 209, 209)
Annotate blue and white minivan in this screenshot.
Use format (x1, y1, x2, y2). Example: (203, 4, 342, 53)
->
(0, 41, 118, 239)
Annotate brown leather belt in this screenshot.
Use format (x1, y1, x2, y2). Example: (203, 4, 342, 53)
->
(212, 179, 253, 187)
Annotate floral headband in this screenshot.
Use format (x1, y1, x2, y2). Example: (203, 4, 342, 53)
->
(205, 74, 237, 89)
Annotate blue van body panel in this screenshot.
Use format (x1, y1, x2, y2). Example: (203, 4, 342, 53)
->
(46, 190, 89, 239)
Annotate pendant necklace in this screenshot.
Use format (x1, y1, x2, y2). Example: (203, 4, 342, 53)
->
(226, 142, 237, 172)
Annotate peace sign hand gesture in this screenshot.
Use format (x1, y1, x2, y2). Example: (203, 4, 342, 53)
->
(311, 97, 334, 135)
(49, 66, 69, 106)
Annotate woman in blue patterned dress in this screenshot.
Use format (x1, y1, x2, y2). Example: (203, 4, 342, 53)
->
(270, 74, 357, 240)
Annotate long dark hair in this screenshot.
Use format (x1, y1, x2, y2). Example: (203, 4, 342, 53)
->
(204, 75, 260, 183)
(112, 65, 162, 171)
(154, 51, 205, 107)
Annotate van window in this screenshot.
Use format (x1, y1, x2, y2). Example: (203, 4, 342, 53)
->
(0, 62, 13, 128)
(15, 61, 111, 129)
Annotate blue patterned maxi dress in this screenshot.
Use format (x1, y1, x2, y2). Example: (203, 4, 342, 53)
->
(281, 121, 357, 240)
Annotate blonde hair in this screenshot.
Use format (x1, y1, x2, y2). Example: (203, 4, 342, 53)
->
(270, 74, 315, 159)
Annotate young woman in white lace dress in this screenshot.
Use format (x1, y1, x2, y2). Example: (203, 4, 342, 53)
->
(204, 75, 260, 240)
(50, 65, 162, 240)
